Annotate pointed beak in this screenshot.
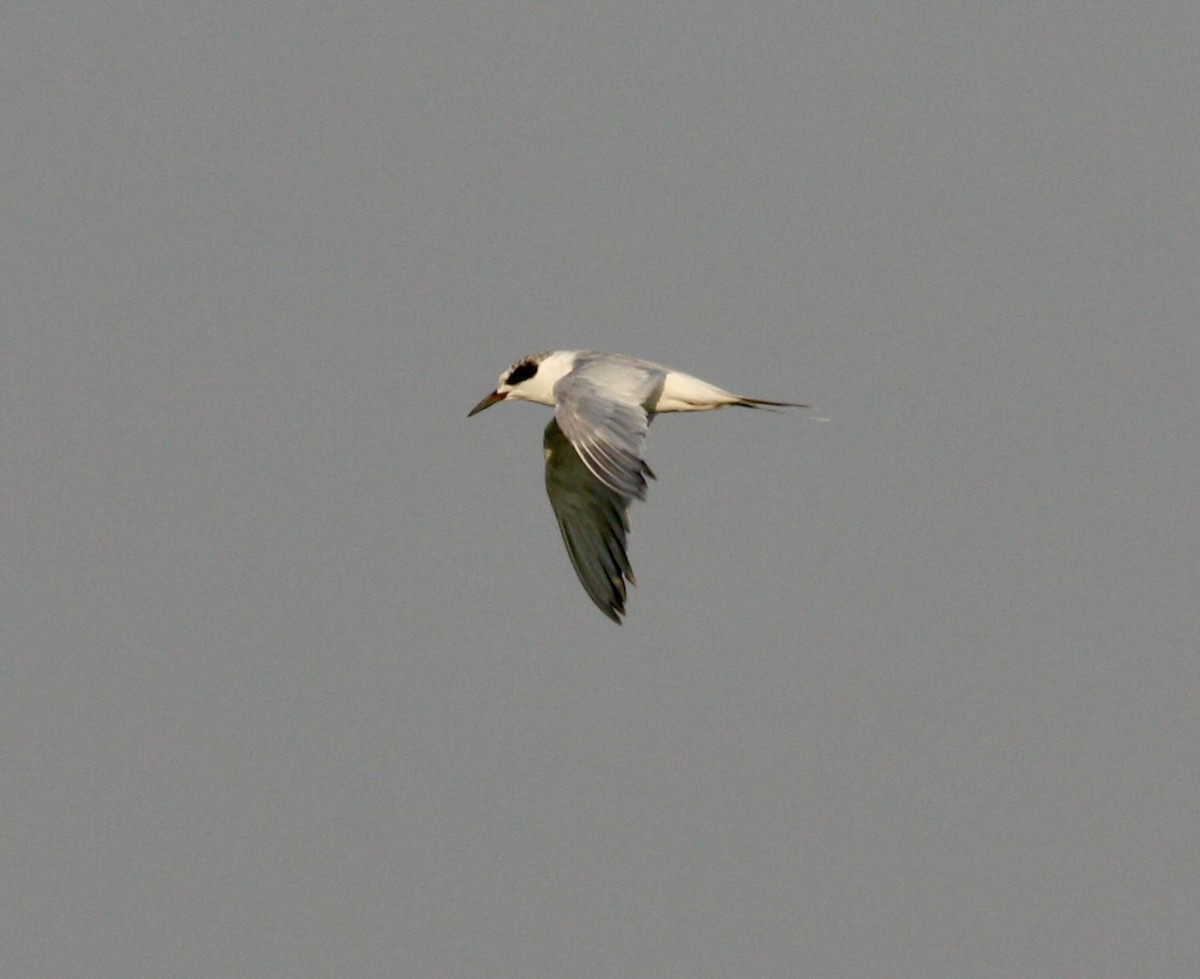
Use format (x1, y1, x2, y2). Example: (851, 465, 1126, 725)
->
(468, 390, 506, 417)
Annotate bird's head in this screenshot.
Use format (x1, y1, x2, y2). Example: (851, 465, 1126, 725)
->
(468, 351, 565, 415)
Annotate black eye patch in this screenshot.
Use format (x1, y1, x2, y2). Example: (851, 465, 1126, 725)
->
(506, 360, 539, 385)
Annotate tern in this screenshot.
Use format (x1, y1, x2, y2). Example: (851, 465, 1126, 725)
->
(469, 350, 813, 623)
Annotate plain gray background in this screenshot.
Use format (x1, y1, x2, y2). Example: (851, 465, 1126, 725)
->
(4, 4, 1198, 977)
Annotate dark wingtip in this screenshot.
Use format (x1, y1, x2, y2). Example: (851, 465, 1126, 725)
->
(600, 599, 625, 624)
(603, 577, 628, 623)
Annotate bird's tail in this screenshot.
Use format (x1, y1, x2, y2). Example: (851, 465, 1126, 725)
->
(735, 397, 829, 420)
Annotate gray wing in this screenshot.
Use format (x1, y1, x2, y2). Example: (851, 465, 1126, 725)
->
(543, 418, 639, 623)
(552, 354, 662, 499)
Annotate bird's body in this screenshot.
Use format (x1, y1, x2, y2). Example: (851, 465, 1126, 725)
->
(469, 350, 812, 622)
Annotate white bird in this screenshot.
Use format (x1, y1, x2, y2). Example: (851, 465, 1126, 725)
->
(468, 350, 813, 623)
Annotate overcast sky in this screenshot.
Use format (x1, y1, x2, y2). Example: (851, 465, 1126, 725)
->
(4, 4, 1198, 977)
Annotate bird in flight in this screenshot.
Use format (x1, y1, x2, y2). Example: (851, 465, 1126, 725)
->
(469, 350, 814, 623)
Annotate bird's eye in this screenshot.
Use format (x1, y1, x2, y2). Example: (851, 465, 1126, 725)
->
(506, 360, 539, 385)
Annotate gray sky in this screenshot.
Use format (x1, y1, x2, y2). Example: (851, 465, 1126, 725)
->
(4, 4, 1198, 977)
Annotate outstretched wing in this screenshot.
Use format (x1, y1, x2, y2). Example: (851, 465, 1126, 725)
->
(552, 353, 662, 499)
(543, 418, 641, 623)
